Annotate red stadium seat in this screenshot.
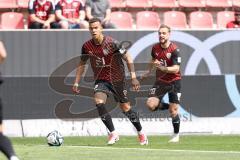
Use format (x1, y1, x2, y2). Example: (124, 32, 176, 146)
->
(206, 0, 232, 8)
(110, 11, 133, 29)
(163, 11, 187, 29)
(179, 0, 205, 8)
(233, 0, 240, 7)
(0, 0, 18, 9)
(109, 0, 126, 8)
(189, 11, 214, 29)
(126, 0, 152, 8)
(1, 12, 25, 29)
(136, 11, 160, 29)
(217, 11, 234, 28)
(17, 0, 29, 8)
(152, 0, 179, 8)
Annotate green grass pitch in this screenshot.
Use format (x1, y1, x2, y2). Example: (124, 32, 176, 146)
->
(1, 135, 240, 160)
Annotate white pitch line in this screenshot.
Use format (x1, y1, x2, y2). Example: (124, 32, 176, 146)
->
(61, 145, 240, 154)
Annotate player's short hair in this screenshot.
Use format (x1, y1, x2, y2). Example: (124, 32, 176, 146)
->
(89, 18, 102, 25)
(159, 24, 171, 33)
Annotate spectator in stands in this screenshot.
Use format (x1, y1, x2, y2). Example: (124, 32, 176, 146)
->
(0, 41, 19, 160)
(226, 11, 240, 28)
(85, 0, 116, 29)
(55, 0, 89, 29)
(28, 0, 60, 29)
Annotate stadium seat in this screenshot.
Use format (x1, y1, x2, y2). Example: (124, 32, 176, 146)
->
(110, 11, 133, 29)
(163, 11, 187, 29)
(1, 12, 25, 29)
(206, 0, 232, 8)
(217, 11, 234, 28)
(126, 0, 152, 8)
(0, 0, 18, 9)
(152, 0, 179, 8)
(189, 11, 214, 28)
(109, 0, 126, 8)
(136, 11, 160, 29)
(17, 0, 29, 8)
(179, 0, 205, 8)
(233, 0, 240, 7)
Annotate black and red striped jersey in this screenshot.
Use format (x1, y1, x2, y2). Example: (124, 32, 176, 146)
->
(81, 36, 126, 83)
(151, 42, 181, 83)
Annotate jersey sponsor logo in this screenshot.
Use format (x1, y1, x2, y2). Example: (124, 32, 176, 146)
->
(36, 11, 47, 17)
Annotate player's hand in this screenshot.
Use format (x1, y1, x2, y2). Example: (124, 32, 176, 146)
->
(140, 71, 151, 80)
(43, 21, 50, 29)
(131, 78, 140, 92)
(72, 83, 80, 94)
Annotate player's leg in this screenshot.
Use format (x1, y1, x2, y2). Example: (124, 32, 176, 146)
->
(0, 99, 19, 160)
(146, 83, 171, 111)
(94, 81, 118, 145)
(112, 82, 148, 145)
(168, 80, 181, 143)
(119, 102, 148, 145)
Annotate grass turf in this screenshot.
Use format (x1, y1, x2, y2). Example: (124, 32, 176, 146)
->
(1, 135, 240, 160)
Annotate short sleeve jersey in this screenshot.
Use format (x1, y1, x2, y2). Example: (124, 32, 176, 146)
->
(55, 0, 84, 19)
(81, 36, 126, 83)
(151, 42, 181, 83)
(28, 0, 55, 21)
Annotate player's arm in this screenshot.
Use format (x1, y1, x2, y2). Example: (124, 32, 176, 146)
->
(0, 41, 7, 63)
(156, 48, 181, 74)
(73, 46, 89, 93)
(85, 0, 93, 20)
(122, 52, 140, 91)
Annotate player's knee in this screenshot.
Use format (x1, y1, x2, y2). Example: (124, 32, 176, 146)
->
(169, 103, 178, 117)
(146, 98, 158, 111)
(120, 103, 131, 112)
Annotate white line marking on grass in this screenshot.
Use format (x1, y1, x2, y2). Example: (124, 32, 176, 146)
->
(62, 145, 240, 154)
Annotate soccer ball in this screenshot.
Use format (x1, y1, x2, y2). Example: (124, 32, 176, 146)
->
(46, 130, 64, 146)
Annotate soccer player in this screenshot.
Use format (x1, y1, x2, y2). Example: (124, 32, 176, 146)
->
(72, 18, 148, 145)
(55, 0, 89, 29)
(141, 24, 181, 143)
(0, 41, 19, 160)
(28, 0, 60, 29)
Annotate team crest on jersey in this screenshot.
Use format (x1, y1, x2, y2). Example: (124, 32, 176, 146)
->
(73, 2, 79, 7)
(103, 48, 109, 56)
(166, 52, 171, 59)
(123, 90, 128, 96)
(44, 5, 50, 10)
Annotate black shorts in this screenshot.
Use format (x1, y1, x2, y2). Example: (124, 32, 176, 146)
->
(0, 98, 2, 124)
(94, 80, 129, 103)
(149, 80, 181, 104)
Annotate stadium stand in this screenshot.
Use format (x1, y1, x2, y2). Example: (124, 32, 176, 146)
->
(109, 0, 126, 8)
(163, 11, 188, 29)
(0, 0, 18, 9)
(206, 0, 232, 8)
(1, 12, 25, 29)
(232, 0, 240, 7)
(110, 11, 133, 29)
(136, 11, 160, 29)
(17, 0, 29, 9)
(178, 0, 206, 8)
(152, 0, 179, 8)
(126, 0, 152, 9)
(189, 11, 214, 28)
(217, 11, 235, 28)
